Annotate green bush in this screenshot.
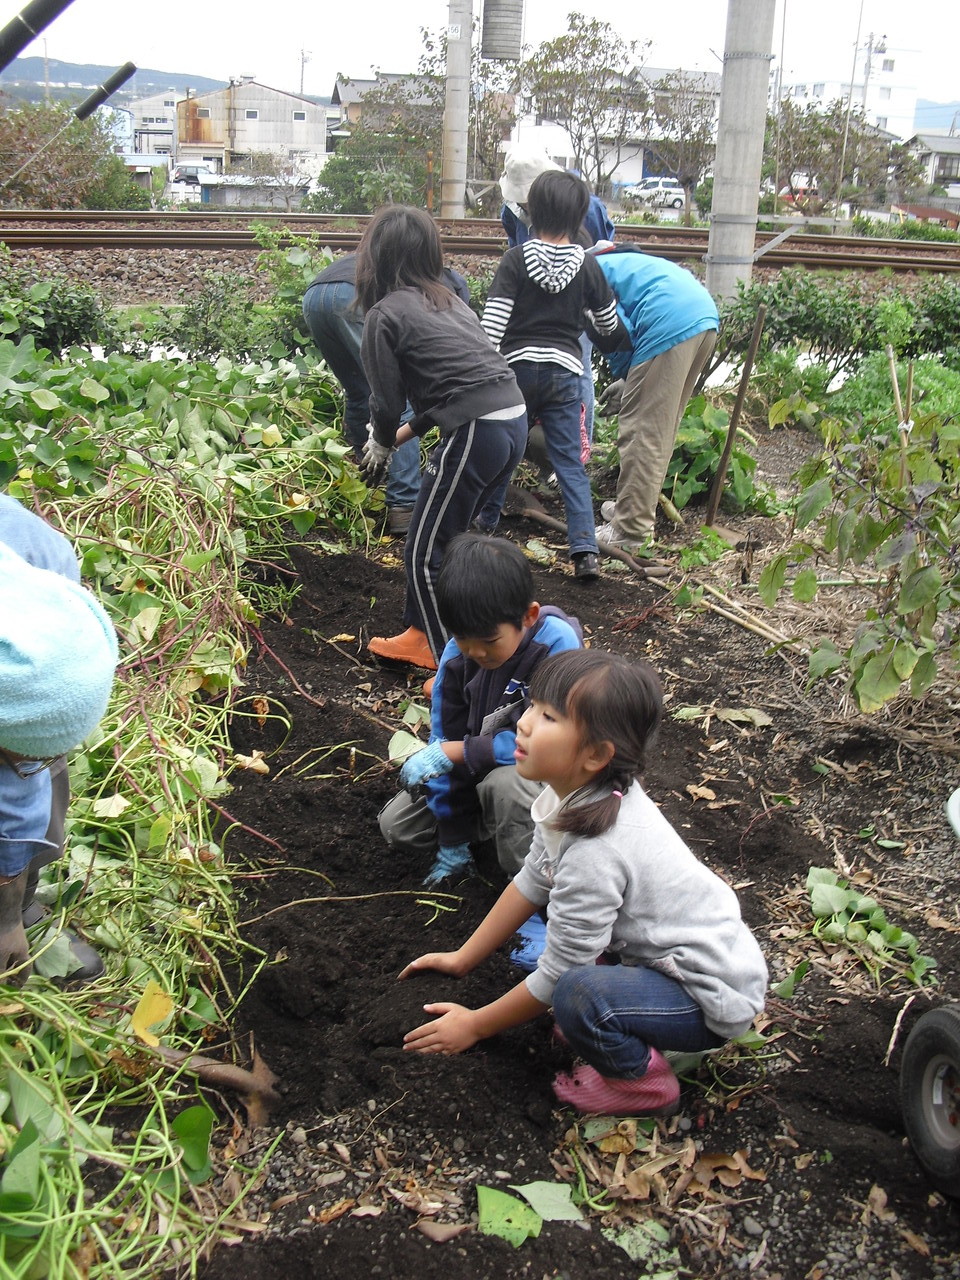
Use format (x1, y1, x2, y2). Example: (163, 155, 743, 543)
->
(852, 214, 960, 244)
(0, 247, 119, 352)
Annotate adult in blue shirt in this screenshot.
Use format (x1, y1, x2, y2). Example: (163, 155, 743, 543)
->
(587, 244, 719, 549)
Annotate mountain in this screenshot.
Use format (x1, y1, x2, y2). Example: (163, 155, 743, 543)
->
(0, 56, 227, 104)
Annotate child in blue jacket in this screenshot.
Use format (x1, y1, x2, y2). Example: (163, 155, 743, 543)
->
(379, 533, 581, 885)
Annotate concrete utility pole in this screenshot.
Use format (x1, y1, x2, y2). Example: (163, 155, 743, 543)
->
(440, 0, 472, 218)
(705, 0, 776, 301)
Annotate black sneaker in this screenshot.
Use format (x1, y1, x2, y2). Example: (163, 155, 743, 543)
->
(572, 552, 599, 580)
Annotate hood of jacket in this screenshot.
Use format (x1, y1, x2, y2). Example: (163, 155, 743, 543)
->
(521, 240, 585, 294)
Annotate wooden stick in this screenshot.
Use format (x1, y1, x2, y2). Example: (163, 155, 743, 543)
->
(705, 303, 767, 528)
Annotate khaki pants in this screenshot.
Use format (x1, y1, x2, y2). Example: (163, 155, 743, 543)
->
(614, 329, 718, 540)
(379, 766, 542, 877)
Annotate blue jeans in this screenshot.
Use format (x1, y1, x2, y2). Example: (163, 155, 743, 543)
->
(553, 963, 726, 1079)
(302, 281, 420, 508)
(579, 332, 595, 445)
(513, 361, 596, 557)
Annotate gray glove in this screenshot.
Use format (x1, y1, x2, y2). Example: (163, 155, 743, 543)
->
(360, 425, 394, 486)
(598, 379, 625, 417)
(0, 869, 31, 984)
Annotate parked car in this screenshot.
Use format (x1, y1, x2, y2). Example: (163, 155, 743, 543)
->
(172, 164, 214, 184)
(623, 176, 686, 209)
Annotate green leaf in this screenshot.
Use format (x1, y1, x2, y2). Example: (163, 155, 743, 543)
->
(388, 730, 424, 763)
(810, 883, 851, 918)
(0, 1120, 41, 1201)
(772, 959, 809, 998)
(603, 1219, 681, 1275)
(510, 1181, 583, 1220)
(807, 641, 844, 683)
(806, 867, 838, 888)
(910, 651, 937, 697)
(477, 1185, 542, 1247)
(172, 1104, 215, 1176)
(791, 568, 819, 602)
(29, 388, 62, 411)
(897, 565, 941, 615)
(795, 478, 833, 528)
(854, 651, 903, 712)
(757, 554, 788, 607)
(79, 377, 110, 403)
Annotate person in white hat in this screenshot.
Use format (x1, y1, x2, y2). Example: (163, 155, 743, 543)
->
(0, 512, 118, 984)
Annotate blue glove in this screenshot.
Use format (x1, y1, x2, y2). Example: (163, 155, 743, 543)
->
(400, 740, 453, 789)
(423, 843, 472, 888)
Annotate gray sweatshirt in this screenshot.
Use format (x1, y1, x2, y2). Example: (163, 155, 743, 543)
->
(512, 782, 768, 1039)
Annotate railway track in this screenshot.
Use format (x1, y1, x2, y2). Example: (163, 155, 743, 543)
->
(1, 211, 958, 273)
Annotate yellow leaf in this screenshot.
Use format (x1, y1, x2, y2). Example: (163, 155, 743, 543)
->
(131, 981, 174, 1048)
(261, 425, 282, 446)
(332, 633, 356, 643)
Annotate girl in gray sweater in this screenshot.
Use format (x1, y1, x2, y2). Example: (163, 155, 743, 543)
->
(400, 648, 768, 1116)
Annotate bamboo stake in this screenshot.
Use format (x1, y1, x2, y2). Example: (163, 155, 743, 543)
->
(885, 343, 911, 488)
(704, 303, 767, 528)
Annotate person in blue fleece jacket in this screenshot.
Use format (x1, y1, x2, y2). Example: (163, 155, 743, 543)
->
(378, 533, 582, 885)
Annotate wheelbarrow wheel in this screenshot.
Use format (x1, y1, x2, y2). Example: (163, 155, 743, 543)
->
(900, 1005, 960, 1197)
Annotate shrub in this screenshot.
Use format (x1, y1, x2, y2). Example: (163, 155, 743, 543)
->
(0, 247, 118, 352)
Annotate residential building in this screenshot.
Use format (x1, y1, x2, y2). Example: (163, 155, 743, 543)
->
(176, 78, 329, 175)
(509, 66, 720, 197)
(128, 90, 182, 156)
(772, 38, 919, 141)
(908, 132, 960, 192)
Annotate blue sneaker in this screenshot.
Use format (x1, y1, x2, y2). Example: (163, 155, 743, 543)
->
(510, 913, 547, 972)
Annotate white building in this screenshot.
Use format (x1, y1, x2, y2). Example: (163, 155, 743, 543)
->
(128, 90, 183, 157)
(773, 36, 919, 140)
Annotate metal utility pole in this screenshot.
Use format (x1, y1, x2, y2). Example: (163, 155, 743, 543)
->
(705, 0, 776, 301)
(439, 0, 471, 218)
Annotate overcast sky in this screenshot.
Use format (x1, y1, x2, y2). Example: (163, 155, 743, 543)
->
(1, 0, 956, 114)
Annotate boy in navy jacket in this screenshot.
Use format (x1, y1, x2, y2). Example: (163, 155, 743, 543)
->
(379, 534, 582, 884)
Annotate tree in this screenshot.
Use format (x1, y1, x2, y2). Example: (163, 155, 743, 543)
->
(83, 154, 151, 211)
(0, 101, 141, 209)
(766, 98, 924, 214)
(644, 72, 716, 224)
(310, 26, 515, 215)
(518, 13, 651, 195)
(230, 151, 314, 211)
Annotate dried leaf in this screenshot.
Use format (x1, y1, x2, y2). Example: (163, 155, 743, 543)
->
(314, 1197, 355, 1224)
(899, 1228, 930, 1255)
(415, 1220, 470, 1243)
(686, 783, 717, 802)
(331, 633, 356, 642)
(233, 750, 269, 775)
(350, 1204, 383, 1218)
(863, 1184, 896, 1224)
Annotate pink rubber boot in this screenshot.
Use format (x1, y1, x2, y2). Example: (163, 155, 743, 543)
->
(552, 1048, 680, 1116)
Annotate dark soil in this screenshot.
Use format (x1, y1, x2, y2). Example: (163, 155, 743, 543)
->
(196, 460, 960, 1280)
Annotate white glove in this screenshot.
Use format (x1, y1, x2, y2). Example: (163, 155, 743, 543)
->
(360, 425, 394, 485)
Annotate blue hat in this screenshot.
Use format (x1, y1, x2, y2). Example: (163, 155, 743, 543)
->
(0, 541, 118, 758)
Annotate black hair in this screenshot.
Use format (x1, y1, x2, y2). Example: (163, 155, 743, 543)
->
(355, 205, 453, 314)
(528, 648, 662, 837)
(435, 533, 535, 635)
(526, 170, 590, 239)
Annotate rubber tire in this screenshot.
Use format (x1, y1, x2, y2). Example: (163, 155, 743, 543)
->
(670, 197, 684, 209)
(900, 1005, 960, 1197)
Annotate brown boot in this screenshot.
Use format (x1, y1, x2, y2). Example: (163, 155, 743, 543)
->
(368, 627, 437, 670)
